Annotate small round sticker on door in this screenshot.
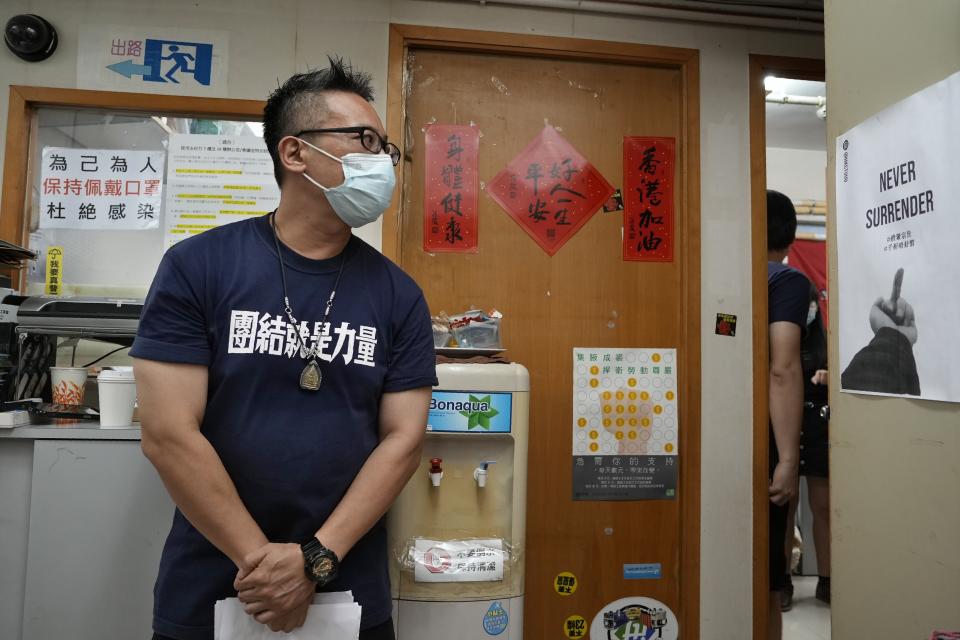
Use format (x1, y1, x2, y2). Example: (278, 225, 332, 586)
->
(554, 571, 578, 595)
(564, 614, 588, 639)
(590, 596, 678, 640)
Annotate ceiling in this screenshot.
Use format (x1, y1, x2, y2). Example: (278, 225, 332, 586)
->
(607, 0, 823, 14)
(464, 0, 824, 28)
(766, 78, 827, 152)
(456, 1, 827, 149)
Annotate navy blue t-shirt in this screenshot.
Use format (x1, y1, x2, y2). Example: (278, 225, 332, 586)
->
(767, 261, 810, 475)
(768, 261, 809, 328)
(131, 215, 437, 640)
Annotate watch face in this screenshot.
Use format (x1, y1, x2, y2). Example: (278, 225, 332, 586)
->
(309, 555, 336, 582)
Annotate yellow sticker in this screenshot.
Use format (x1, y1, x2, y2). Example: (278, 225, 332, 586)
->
(564, 614, 587, 638)
(554, 571, 578, 596)
(45, 247, 64, 295)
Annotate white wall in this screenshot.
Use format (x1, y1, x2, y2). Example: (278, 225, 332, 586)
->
(0, 1, 823, 635)
(825, 0, 960, 637)
(766, 146, 827, 202)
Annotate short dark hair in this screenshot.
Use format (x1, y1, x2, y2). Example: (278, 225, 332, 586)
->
(767, 189, 797, 252)
(262, 56, 375, 185)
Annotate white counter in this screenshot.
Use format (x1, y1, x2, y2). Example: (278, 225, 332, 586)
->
(0, 421, 143, 440)
(0, 421, 173, 640)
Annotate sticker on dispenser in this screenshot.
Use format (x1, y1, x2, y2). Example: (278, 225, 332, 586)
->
(623, 563, 662, 579)
(590, 596, 678, 640)
(565, 615, 588, 639)
(427, 391, 512, 433)
(554, 571, 578, 595)
(414, 538, 505, 582)
(483, 601, 509, 636)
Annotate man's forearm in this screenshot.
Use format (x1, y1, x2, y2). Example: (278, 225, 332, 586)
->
(769, 363, 803, 464)
(314, 432, 422, 560)
(143, 428, 268, 568)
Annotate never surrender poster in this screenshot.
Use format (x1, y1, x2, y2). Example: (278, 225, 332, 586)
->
(836, 71, 960, 402)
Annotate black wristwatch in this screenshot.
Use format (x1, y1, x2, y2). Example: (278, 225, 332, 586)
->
(300, 536, 340, 586)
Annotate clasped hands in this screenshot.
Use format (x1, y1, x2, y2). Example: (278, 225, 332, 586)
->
(234, 542, 315, 633)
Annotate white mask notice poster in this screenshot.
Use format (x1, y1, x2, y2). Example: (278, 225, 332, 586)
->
(836, 71, 960, 402)
(163, 133, 280, 249)
(39, 147, 165, 231)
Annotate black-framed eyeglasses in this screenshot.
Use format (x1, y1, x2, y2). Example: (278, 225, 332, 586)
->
(295, 126, 401, 166)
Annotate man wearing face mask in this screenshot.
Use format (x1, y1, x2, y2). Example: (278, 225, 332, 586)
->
(132, 57, 437, 640)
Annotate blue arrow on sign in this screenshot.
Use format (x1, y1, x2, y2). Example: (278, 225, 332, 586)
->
(106, 59, 153, 79)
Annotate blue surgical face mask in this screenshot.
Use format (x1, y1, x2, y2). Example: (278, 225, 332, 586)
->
(297, 138, 396, 228)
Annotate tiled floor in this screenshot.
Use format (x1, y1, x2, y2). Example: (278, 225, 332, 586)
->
(783, 576, 831, 640)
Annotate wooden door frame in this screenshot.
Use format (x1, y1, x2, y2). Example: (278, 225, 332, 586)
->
(0, 85, 265, 287)
(748, 54, 825, 640)
(387, 23, 701, 637)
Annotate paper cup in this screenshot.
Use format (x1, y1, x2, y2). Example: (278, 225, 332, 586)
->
(97, 368, 138, 428)
(50, 367, 88, 405)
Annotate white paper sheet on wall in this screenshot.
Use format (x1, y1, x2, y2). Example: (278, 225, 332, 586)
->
(39, 147, 165, 231)
(163, 133, 280, 249)
(836, 70, 960, 402)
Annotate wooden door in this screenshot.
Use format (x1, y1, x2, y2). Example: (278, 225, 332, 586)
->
(388, 26, 700, 637)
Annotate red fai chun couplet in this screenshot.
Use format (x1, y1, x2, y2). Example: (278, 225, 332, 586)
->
(424, 124, 480, 253)
(623, 137, 675, 262)
(486, 126, 614, 256)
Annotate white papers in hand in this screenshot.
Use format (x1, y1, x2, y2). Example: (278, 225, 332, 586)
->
(214, 592, 361, 640)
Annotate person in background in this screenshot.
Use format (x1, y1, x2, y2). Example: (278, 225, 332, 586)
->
(782, 283, 831, 610)
(132, 57, 437, 640)
(766, 189, 809, 640)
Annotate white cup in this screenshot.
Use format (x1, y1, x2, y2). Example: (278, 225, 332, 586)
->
(97, 367, 138, 428)
(50, 367, 88, 405)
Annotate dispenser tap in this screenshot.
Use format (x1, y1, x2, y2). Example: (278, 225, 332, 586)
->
(429, 457, 443, 487)
(473, 460, 496, 488)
